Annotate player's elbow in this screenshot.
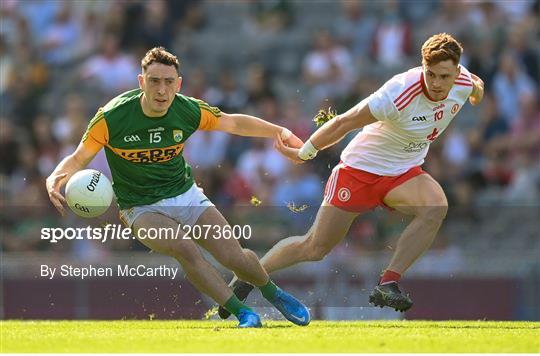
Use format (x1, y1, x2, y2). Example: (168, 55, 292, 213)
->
(333, 115, 361, 134)
(216, 112, 240, 134)
(72, 145, 96, 169)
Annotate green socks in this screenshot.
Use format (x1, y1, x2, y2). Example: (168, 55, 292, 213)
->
(223, 295, 251, 317)
(223, 280, 278, 316)
(259, 279, 278, 300)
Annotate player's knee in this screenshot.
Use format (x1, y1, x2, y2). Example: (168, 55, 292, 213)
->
(147, 242, 177, 258)
(220, 249, 250, 272)
(417, 202, 448, 223)
(172, 246, 205, 267)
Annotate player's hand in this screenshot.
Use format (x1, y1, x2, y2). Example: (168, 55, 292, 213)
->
(46, 172, 68, 216)
(283, 132, 304, 149)
(469, 73, 484, 106)
(274, 134, 305, 164)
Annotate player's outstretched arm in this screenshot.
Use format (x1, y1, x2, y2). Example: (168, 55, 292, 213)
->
(275, 100, 377, 163)
(469, 73, 484, 106)
(215, 112, 303, 148)
(45, 143, 98, 216)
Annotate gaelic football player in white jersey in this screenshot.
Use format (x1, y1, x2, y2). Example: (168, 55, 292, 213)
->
(219, 33, 484, 318)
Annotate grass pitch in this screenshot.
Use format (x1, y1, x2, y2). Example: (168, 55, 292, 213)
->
(1, 320, 538, 353)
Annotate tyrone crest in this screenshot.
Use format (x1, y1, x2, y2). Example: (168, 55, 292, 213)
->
(451, 104, 460, 114)
(338, 188, 351, 202)
(173, 130, 183, 142)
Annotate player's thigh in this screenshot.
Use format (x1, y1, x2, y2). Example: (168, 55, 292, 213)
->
(132, 212, 203, 263)
(307, 200, 358, 252)
(382, 173, 448, 217)
(191, 206, 246, 262)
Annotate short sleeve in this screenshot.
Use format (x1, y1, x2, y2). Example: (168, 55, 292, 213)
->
(81, 108, 109, 154)
(195, 99, 222, 130)
(367, 80, 400, 122)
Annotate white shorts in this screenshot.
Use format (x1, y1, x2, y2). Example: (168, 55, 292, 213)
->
(119, 184, 214, 228)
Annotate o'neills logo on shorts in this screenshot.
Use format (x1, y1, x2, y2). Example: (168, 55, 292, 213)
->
(110, 143, 184, 163)
(338, 188, 351, 202)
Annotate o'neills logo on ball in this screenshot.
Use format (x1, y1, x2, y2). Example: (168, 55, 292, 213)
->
(451, 104, 460, 114)
(338, 188, 351, 202)
(86, 171, 101, 191)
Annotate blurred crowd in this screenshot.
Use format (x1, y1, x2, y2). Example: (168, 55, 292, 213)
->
(1, 0, 539, 257)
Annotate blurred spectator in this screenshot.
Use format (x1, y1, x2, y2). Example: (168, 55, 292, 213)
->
(245, 63, 276, 109)
(52, 94, 88, 157)
(468, 94, 509, 162)
(40, 2, 81, 66)
(246, 0, 295, 35)
(334, 1, 377, 58)
(420, 0, 471, 43)
(236, 139, 288, 202)
(442, 126, 470, 172)
(183, 67, 210, 99)
(0, 118, 20, 176)
(16, 0, 60, 43)
(303, 29, 354, 102)
(185, 130, 230, 170)
(371, 0, 413, 68)
(487, 94, 540, 161)
(74, 8, 106, 59)
(467, 1, 506, 52)
(0, 1, 19, 46)
(203, 70, 248, 113)
(272, 165, 323, 207)
(492, 51, 537, 124)
(127, 0, 173, 49)
(0, 35, 12, 97)
(80, 33, 139, 95)
(506, 23, 539, 84)
(495, 0, 536, 23)
(281, 99, 312, 141)
(7, 43, 49, 129)
(32, 114, 58, 177)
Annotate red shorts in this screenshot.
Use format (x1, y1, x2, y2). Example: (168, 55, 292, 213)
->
(324, 164, 426, 213)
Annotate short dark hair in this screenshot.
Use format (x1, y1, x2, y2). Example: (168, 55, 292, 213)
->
(141, 47, 180, 73)
(421, 33, 463, 66)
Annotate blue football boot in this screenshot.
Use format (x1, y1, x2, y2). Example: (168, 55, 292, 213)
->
(237, 309, 262, 328)
(269, 288, 311, 326)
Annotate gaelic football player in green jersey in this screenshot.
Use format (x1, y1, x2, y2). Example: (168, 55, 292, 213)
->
(45, 47, 310, 328)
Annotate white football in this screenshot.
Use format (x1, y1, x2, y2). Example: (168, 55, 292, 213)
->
(65, 169, 114, 218)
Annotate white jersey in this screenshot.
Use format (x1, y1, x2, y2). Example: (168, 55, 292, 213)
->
(341, 65, 474, 176)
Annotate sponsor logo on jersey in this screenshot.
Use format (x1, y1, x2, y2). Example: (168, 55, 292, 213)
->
(403, 142, 428, 153)
(173, 130, 183, 142)
(337, 188, 351, 202)
(412, 116, 427, 122)
(451, 104, 460, 114)
(110, 143, 185, 163)
(124, 134, 141, 142)
(148, 127, 165, 132)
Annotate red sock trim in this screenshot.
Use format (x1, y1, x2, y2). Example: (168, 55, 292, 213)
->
(380, 270, 401, 285)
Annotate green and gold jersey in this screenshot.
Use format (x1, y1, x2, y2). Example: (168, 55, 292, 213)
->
(81, 89, 221, 209)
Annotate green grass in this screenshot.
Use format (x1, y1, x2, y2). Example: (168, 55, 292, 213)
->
(1, 320, 538, 353)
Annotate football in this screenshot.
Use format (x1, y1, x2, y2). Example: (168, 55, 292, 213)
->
(65, 169, 113, 218)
